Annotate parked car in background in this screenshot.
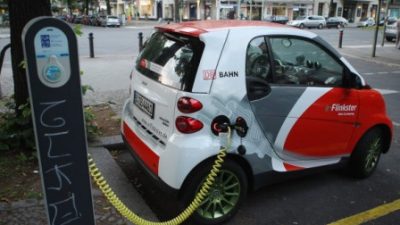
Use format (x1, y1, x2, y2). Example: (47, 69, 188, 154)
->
(384, 18, 398, 42)
(287, 15, 326, 29)
(326, 17, 348, 28)
(73, 15, 83, 24)
(101, 15, 121, 27)
(357, 17, 375, 27)
(263, 15, 289, 24)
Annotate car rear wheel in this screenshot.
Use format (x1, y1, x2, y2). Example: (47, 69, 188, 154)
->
(181, 160, 247, 225)
(318, 23, 323, 29)
(348, 128, 384, 178)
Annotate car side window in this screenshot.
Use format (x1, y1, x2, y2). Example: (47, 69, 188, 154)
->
(246, 37, 271, 81)
(269, 37, 343, 86)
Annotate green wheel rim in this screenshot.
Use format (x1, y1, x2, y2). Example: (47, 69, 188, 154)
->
(197, 170, 241, 219)
(365, 137, 382, 172)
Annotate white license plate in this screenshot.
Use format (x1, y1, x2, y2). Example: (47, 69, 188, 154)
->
(134, 91, 154, 119)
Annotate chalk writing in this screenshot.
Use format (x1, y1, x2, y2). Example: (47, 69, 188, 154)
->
(45, 163, 73, 191)
(49, 193, 81, 225)
(45, 131, 71, 158)
(40, 100, 66, 128)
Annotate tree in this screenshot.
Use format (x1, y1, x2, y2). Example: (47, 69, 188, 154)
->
(8, 0, 52, 114)
(105, 0, 111, 15)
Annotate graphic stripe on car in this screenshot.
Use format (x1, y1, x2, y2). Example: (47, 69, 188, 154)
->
(123, 122, 160, 175)
(274, 87, 332, 154)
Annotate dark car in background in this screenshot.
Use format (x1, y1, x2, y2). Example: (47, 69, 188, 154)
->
(263, 15, 289, 24)
(326, 17, 348, 28)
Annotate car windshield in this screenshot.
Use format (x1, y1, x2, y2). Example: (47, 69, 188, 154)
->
(360, 18, 368, 22)
(295, 16, 306, 20)
(136, 31, 205, 92)
(108, 16, 118, 19)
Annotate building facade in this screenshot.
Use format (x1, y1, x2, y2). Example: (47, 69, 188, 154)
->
(151, 0, 388, 23)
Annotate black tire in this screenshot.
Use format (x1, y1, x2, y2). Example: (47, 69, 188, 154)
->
(386, 37, 394, 42)
(299, 23, 305, 29)
(318, 23, 323, 29)
(181, 160, 247, 225)
(348, 128, 384, 178)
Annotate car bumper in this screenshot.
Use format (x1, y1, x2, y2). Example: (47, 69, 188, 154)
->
(121, 132, 179, 197)
(384, 32, 396, 38)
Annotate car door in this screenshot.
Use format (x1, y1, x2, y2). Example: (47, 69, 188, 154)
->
(246, 36, 360, 160)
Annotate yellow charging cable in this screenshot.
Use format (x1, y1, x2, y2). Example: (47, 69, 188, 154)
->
(88, 127, 232, 225)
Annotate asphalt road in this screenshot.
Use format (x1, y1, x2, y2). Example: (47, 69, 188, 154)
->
(102, 26, 400, 225)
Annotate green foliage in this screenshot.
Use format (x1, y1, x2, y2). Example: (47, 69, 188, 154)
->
(73, 24, 83, 36)
(84, 106, 101, 141)
(0, 83, 101, 152)
(0, 98, 35, 151)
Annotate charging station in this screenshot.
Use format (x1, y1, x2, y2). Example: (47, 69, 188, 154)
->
(22, 17, 95, 225)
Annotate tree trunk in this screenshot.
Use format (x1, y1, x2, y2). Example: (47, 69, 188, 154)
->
(174, 0, 180, 22)
(67, 0, 73, 15)
(105, 0, 111, 15)
(8, 0, 51, 114)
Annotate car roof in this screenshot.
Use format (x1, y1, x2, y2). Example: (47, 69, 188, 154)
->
(155, 20, 287, 37)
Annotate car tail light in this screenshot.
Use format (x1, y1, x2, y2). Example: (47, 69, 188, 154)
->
(177, 97, 202, 113)
(175, 116, 203, 134)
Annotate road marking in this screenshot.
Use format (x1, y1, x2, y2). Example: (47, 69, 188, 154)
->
(362, 71, 400, 76)
(375, 89, 399, 95)
(327, 199, 400, 225)
(344, 44, 396, 48)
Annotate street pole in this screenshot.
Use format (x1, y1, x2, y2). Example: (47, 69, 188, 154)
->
(237, 0, 240, 19)
(381, 0, 390, 46)
(250, 0, 252, 20)
(372, 0, 382, 57)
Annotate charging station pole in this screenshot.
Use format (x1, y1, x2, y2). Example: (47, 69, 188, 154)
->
(22, 17, 95, 225)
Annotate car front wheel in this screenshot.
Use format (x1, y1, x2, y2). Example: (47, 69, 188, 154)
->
(299, 23, 305, 29)
(348, 128, 384, 178)
(181, 160, 248, 225)
(318, 23, 323, 29)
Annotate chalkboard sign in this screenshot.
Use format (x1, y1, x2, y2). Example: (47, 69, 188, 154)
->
(22, 17, 95, 225)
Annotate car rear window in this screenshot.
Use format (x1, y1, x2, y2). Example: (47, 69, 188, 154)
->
(136, 31, 205, 92)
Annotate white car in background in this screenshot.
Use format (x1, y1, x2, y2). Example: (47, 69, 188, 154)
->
(287, 15, 326, 29)
(384, 17, 398, 42)
(357, 17, 375, 27)
(101, 15, 120, 27)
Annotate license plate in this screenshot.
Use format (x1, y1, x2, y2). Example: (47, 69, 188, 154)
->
(134, 91, 154, 119)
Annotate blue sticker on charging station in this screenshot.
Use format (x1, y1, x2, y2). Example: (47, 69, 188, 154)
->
(35, 27, 69, 58)
(44, 65, 61, 82)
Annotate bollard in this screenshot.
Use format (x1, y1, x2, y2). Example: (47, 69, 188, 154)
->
(89, 32, 95, 58)
(138, 32, 143, 52)
(338, 28, 343, 49)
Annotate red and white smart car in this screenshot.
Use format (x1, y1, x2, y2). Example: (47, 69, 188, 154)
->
(121, 20, 393, 224)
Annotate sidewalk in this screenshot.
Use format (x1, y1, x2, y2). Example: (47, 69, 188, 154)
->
(339, 44, 400, 67)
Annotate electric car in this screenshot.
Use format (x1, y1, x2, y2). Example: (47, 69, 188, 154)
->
(121, 20, 393, 224)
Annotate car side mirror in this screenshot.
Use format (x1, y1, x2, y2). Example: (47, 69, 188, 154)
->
(343, 69, 361, 89)
(246, 76, 271, 101)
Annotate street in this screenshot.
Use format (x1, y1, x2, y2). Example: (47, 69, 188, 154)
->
(1, 24, 399, 224)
